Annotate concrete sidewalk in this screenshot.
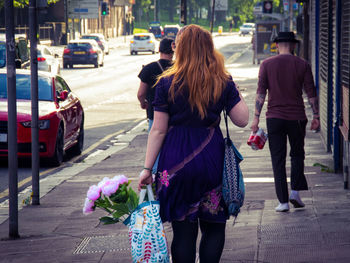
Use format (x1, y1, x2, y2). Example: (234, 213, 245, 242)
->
(1, 49, 350, 263)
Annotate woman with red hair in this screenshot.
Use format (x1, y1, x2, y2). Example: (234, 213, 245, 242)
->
(139, 24, 249, 263)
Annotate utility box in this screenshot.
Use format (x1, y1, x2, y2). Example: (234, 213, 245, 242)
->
(254, 21, 281, 64)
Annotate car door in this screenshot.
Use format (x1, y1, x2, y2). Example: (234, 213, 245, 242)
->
(54, 76, 75, 144)
(56, 76, 81, 143)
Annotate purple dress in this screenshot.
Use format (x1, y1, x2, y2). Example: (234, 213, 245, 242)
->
(153, 76, 241, 223)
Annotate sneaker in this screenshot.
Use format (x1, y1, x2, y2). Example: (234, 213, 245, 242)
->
(289, 195, 305, 208)
(275, 203, 290, 212)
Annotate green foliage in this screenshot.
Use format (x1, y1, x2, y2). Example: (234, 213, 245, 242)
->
(93, 182, 139, 225)
(313, 163, 334, 173)
(133, 0, 283, 31)
(0, 0, 59, 9)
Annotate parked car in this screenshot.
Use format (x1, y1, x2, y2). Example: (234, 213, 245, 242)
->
(0, 69, 84, 166)
(163, 24, 181, 39)
(81, 34, 109, 55)
(63, 39, 104, 68)
(130, 33, 159, 55)
(0, 33, 29, 69)
(37, 45, 60, 75)
(239, 23, 255, 36)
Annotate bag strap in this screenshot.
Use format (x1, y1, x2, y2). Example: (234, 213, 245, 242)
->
(138, 184, 155, 204)
(223, 109, 230, 140)
(156, 60, 164, 72)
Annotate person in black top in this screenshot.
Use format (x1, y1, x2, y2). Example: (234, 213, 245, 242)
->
(137, 37, 174, 131)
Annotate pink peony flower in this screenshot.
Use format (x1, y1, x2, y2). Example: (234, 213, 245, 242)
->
(101, 180, 119, 196)
(112, 175, 129, 185)
(87, 185, 101, 201)
(97, 177, 110, 189)
(83, 198, 95, 214)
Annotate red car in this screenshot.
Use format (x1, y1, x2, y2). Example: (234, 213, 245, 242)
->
(0, 69, 84, 166)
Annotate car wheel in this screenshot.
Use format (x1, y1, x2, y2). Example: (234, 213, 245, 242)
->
(63, 63, 68, 69)
(69, 63, 73, 68)
(130, 51, 134, 55)
(70, 118, 84, 156)
(135, 51, 138, 55)
(50, 125, 64, 167)
(152, 51, 155, 54)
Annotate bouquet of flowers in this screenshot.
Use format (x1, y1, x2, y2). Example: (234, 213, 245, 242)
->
(83, 175, 139, 224)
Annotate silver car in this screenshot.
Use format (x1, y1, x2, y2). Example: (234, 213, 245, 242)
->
(37, 45, 60, 74)
(239, 23, 255, 36)
(130, 33, 159, 55)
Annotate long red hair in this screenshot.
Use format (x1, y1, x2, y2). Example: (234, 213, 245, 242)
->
(161, 24, 229, 119)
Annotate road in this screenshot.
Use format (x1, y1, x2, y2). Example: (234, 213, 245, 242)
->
(0, 33, 253, 201)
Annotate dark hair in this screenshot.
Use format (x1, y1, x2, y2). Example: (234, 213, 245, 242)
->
(159, 37, 174, 54)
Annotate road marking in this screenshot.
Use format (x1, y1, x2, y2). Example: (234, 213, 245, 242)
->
(0, 119, 143, 199)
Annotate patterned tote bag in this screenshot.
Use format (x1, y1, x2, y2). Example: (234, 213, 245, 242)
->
(222, 110, 245, 216)
(124, 184, 169, 263)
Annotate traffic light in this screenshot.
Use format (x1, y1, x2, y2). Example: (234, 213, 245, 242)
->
(101, 2, 107, 16)
(263, 1, 273, 13)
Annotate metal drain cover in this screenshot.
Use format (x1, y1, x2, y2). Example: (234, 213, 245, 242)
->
(74, 234, 130, 254)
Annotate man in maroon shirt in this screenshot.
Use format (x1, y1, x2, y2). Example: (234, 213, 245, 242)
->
(251, 32, 320, 212)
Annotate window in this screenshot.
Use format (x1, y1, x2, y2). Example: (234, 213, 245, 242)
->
(134, 35, 151, 41)
(0, 74, 53, 101)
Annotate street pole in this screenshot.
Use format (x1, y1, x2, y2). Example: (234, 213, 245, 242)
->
(289, 0, 293, 31)
(154, 0, 156, 21)
(5, 0, 19, 239)
(29, 0, 40, 206)
(210, 0, 216, 33)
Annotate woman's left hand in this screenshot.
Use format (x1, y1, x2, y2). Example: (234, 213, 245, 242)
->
(138, 169, 153, 191)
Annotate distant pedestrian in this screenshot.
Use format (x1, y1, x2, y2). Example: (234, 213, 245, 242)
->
(250, 32, 320, 212)
(137, 37, 174, 131)
(138, 24, 249, 263)
(229, 20, 233, 33)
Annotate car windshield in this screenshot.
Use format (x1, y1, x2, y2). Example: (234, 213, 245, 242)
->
(0, 74, 53, 100)
(82, 36, 98, 41)
(242, 25, 253, 28)
(134, 35, 151, 41)
(164, 28, 178, 34)
(150, 28, 161, 35)
(68, 43, 92, 49)
(0, 42, 6, 68)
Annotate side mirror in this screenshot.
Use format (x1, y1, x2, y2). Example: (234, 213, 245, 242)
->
(59, 90, 68, 101)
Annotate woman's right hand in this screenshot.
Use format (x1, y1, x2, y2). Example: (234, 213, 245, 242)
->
(138, 169, 153, 191)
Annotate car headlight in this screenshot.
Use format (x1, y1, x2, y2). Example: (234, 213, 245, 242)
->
(21, 120, 50, 130)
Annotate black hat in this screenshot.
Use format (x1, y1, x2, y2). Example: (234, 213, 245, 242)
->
(273, 32, 299, 43)
(159, 37, 174, 54)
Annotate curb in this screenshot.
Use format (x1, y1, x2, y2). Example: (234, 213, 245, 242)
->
(0, 119, 148, 225)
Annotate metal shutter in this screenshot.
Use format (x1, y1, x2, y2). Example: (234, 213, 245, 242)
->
(319, 0, 333, 151)
(340, 0, 350, 140)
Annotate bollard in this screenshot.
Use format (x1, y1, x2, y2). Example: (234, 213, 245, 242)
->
(218, 26, 223, 35)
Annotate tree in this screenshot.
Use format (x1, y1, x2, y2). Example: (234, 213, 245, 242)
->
(0, 0, 59, 9)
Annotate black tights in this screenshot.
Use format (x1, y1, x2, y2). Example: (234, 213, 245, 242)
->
(171, 219, 226, 263)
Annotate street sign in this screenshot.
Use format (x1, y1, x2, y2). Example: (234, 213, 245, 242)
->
(68, 0, 99, 19)
(210, 0, 228, 11)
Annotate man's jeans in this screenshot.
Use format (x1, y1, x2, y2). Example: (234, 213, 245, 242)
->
(266, 118, 309, 203)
